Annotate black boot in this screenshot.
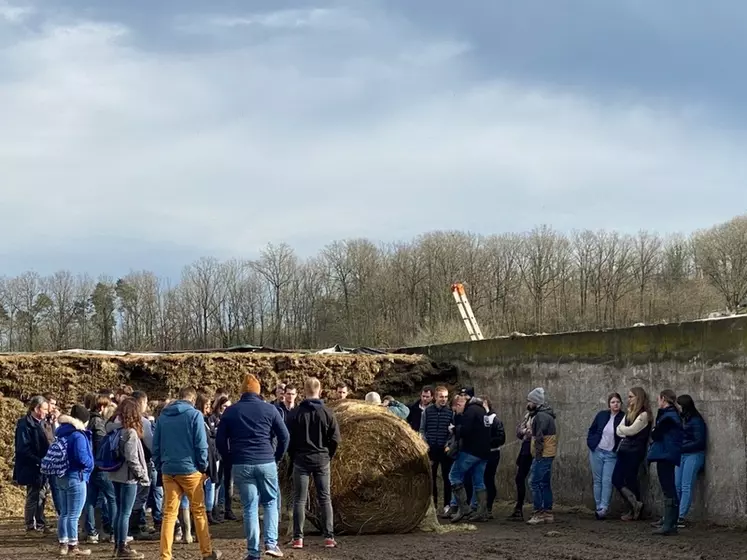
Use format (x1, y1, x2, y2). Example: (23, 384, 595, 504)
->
(450, 484, 471, 524)
(507, 506, 524, 521)
(653, 499, 678, 536)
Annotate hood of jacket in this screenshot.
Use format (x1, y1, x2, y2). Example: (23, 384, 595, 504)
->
(162, 400, 195, 417)
(531, 404, 556, 418)
(299, 398, 324, 411)
(55, 414, 87, 437)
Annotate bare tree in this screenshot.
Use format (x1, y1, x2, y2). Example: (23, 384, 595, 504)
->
(251, 243, 298, 347)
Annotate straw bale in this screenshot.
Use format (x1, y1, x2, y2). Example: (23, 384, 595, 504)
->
(294, 399, 432, 534)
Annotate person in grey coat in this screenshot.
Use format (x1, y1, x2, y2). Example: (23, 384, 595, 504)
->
(106, 398, 149, 559)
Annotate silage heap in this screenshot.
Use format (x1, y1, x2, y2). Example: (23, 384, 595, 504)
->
(0, 350, 450, 520)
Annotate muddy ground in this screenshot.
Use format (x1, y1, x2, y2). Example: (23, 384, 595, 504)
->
(1, 503, 742, 560)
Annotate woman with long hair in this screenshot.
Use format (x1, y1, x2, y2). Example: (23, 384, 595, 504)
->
(648, 389, 684, 535)
(106, 398, 149, 559)
(212, 393, 235, 523)
(613, 386, 652, 521)
(587, 392, 625, 519)
(196, 393, 221, 525)
(674, 394, 707, 526)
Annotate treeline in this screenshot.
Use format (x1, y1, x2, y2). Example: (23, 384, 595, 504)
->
(1, 215, 745, 353)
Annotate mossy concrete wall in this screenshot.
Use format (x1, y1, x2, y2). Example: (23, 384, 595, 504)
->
(401, 316, 747, 524)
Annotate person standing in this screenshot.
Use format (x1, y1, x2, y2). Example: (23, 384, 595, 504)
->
(195, 393, 221, 526)
(613, 387, 652, 521)
(648, 389, 684, 536)
(481, 397, 505, 519)
(419, 386, 454, 516)
(526, 388, 558, 525)
(586, 393, 624, 519)
(153, 386, 222, 560)
(288, 377, 341, 549)
(52, 404, 94, 556)
(106, 398, 149, 559)
(674, 395, 707, 527)
(14, 395, 52, 534)
(84, 393, 117, 542)
(449, 395, 491, 523)
(507, 410, 533, 521)
(216, 374, 289, 559)
(407, 386, 433, 432)
(130, 391, 156, 539)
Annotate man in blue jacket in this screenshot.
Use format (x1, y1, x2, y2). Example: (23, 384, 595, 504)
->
(153, 386, 221, 560)
(13, 395, 52, 534)
(217, 374, 289, 560)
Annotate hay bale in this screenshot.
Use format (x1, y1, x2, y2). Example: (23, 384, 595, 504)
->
(300, 399, 432, 534)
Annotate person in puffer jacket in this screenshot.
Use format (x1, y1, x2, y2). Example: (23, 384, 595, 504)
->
(54, 405, 95, 556)
(648, 389, 684, 536)
(469, 397, 504, 519)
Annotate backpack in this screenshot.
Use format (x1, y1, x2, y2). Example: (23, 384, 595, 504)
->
(95, 428, 124, 472)
(41, 436, 69, 477)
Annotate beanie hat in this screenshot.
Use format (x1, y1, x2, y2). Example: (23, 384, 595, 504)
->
(241, 374, 261, 395)
(70, 404, 90, 424)
(459, 387, 475, 398)
(527, 387, 545, 405)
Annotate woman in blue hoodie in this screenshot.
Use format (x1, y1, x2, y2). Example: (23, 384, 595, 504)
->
(54, 404, 94, 556)
(647, 389, 684, 536)
(675, 394, 707, 526)
(586, 393, 624, 519)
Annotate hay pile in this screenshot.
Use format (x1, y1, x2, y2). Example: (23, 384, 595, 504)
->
(0, 351, 439, 406)
(0, 396, 26, 517)
(299, 399, 432, 534)
(0, 351, 449, 519)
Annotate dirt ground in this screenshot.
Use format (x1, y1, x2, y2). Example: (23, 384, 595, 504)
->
(1, 503, 743, 560)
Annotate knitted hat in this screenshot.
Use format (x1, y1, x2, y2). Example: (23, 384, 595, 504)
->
(70, 404, 90, 424)
(459, 387, 475, 398)
(527, 387, 545, 405)
(241, 374, 261, 395)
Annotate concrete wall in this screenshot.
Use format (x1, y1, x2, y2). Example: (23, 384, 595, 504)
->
(401, 316, 747, 525)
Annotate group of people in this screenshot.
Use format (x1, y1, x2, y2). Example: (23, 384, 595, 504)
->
(13, 375, 342, 560)
(400, 383, 706, 536)
(586, 388, 707, 535)
(12, 377, 707, 560)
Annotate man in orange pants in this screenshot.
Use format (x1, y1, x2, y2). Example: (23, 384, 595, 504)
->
(153, 386, 222, 560)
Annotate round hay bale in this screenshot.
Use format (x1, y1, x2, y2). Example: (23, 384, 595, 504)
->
(302, 399, 432, 534)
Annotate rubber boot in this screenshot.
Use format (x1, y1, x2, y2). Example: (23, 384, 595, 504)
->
(450, 484, 471, 524)
(467, 489, 489, 522)
(620, 487, 643, 520)
(653, 499, 678, 536)
(178, 508, 193, 543)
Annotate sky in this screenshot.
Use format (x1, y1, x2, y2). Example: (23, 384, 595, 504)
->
(2, 0, 746, 279)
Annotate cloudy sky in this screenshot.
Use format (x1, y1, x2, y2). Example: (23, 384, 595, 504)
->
(2, 0, 746, 278)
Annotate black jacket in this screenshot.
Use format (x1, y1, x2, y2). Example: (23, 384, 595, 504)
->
(13, 414, 50, 486)
(407, 402, 426, 432)
(419, 403, 454, 449)
(287, 399, 340, 469)
(88, 411, 107, 455)
(205, 414, 220, 483)
(456, 399, 491, 460)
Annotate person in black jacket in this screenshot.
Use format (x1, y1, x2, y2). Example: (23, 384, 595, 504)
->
(419, 386, 454, 516)
(586, 392, 624, 520)
(674, 394, 707, 527)
(448, 395, 491, 523)
(287, 377, 341, 550)
(477, 397, 504, 519)
(407, 386, 433, 432)
(195, 393, 221, 525)
(83, 392, 117, 541)
(13, 395, 52, 533)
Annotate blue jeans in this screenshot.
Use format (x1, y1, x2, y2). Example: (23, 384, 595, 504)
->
(147, 466, 163, 524)
(57, 475, 87, 544)
(48, 475, 62, 515)
(530, 457, 554, 511)
(112, 482, 138, 547)
(589, 449, 617, 513)
(233, 463, 279, 558)
(85, 470, 116, 536)
(675, 451, 705, 519)
(448, 452, 487, 491)
(205, 480, 215, 512)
